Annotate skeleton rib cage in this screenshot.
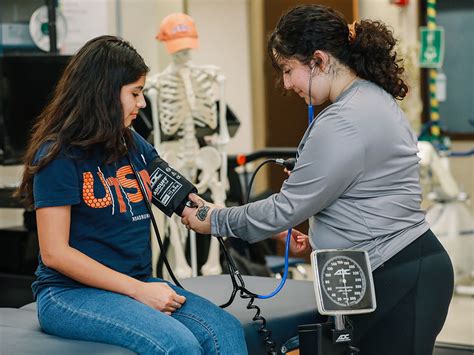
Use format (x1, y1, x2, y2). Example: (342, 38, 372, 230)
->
(155, 65, 219, 136)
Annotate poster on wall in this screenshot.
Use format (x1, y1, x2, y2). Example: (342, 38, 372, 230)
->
(59, 0, 112, 55)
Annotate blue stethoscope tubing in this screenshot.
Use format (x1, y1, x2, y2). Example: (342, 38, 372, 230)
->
(308, 65, 316, 125)
(256, 228, 292, 299)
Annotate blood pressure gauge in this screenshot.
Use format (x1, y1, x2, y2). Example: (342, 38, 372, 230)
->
(311, 249, 376, 315)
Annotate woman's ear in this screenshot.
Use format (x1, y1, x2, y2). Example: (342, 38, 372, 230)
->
(311, 50, 329, 72)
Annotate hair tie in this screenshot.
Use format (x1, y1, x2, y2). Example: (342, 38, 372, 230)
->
(348, 21, 357, 43)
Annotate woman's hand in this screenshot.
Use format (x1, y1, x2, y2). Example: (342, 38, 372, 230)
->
(274, 229, 311, 257)
(181, 194, 220, 235)
(133, 282, 186, 315)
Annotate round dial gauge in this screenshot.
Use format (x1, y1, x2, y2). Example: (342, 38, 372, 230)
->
(320, 256, 366, 307)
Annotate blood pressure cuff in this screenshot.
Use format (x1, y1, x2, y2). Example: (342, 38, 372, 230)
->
(147, 157, 197, 217)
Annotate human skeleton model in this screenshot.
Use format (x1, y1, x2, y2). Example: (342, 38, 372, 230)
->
(418, 141, 474, 295)
(145, 48, 229, 278)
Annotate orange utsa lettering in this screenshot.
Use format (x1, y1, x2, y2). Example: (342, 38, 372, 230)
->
(105, 177, 127, 213)
(116, 165, 142, 203)
(82, 171, 112, 209)
(82, 166, 151, 212)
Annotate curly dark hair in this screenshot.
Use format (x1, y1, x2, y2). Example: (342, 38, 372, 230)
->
(16, 35, 149, 207)
(268, 4, 408, 100)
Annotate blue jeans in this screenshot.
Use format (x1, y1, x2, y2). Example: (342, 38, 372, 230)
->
(36, 278, 248, 354)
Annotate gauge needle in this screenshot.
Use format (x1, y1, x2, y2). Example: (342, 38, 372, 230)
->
(334, 268, 351, 304)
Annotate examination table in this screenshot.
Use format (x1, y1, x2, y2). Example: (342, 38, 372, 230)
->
(0, 275, 318, 354)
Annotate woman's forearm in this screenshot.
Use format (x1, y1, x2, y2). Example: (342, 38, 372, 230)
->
(44, 246, 142, 299)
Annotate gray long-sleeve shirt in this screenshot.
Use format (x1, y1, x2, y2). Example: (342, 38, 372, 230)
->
(211, 79, 429, 269)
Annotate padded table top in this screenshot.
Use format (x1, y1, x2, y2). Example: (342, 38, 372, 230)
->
(0, 275, 319, 354)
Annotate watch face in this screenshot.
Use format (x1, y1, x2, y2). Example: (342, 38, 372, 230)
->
(320, 256, 366, 307)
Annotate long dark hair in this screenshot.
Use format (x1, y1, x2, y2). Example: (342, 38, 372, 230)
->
(16, 35, 149, 207)
(268, 5, 408, 99)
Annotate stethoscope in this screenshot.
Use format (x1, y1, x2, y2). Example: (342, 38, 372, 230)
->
(213, 160, 293, 354)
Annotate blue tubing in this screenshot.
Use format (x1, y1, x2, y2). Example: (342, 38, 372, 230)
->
(256, 228, 291, 299)
(308, 105, 314, 125)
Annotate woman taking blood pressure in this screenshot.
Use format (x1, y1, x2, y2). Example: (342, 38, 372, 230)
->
(182, 5, 454, 355)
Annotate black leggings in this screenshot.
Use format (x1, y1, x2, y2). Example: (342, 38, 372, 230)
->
(350, 229, 454, 355)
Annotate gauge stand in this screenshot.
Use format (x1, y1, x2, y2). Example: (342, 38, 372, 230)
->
(286, 250, 376, 355)
(332, 315, 353, 346)
(298, 315, 355, 355)
(334, 315, 344, 330)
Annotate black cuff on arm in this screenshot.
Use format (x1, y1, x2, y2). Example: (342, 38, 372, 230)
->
(147, 157, 197, 217)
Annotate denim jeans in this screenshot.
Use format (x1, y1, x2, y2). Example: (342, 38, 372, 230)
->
(36, 278, 248, 354)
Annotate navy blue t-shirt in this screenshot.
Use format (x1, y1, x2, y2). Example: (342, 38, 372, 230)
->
(31, 131, 158, 298)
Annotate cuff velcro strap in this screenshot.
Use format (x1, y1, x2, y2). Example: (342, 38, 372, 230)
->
(147, 157, 197, 217)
